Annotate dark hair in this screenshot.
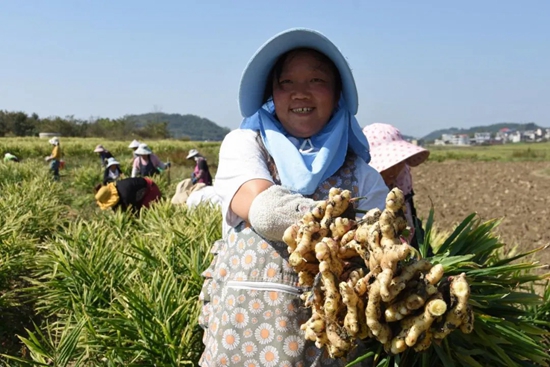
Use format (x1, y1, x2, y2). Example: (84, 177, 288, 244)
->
(94, 183, 103, 193)
(262, 48, 342, 103)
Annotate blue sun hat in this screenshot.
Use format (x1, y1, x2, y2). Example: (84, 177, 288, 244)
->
(238, 28, 358, 118)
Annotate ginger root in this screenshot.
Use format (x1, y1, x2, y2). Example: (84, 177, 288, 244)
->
(284, 188, 473, 358)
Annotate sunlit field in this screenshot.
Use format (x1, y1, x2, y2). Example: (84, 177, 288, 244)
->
(0, 137, 548, 366)
(428, 141, 550, 162)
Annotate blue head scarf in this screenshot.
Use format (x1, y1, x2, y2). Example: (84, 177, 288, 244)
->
(240, 97, 370, 195)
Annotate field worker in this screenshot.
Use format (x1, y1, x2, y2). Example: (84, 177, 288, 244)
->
(44, 137, 61, 180)
(171, 178, 221, 207)
(103, 157, 123, 184)
(131, 143, 170, 178)
(186, 149, 212, 185)
(94, 144, 114, 167)
(3, 152, 19, 163)
(363, 123, 430, 247)
(128, 139, 141, 159)
(198, 28, 388, 366)
(94, 177, 161, 213)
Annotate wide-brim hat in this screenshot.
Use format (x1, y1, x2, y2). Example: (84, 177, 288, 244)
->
(238, 28, 358, 118)
(95, 183, 120, 210)
(363, 123, 430, 172)
(186, 149, 199, 159)
(94, 144, 106, 153)
(128, 140, 141, 148)
(48, 137, 60, 145)
(134, 144, 152, 155)
(106, 158, 120, 168)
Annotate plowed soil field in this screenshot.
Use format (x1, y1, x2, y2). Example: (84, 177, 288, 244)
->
(413, 161, 550, 266)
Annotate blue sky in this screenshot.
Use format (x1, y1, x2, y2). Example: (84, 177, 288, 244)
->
(1, 0, 549, 138)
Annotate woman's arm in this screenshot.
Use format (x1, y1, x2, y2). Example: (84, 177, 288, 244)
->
(103, 169, 109, 185)
(230, 179, 273, 222)
(150, 154, 166, 169)
(214, 130, 274, 228)
(45, 146, 60, 161)
(131, 159, 139, 177)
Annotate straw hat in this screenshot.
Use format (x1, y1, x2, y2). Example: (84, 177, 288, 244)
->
(134, 144, 152, 155)
(363, 123, 430, 172)
(95, 183, 120, 210)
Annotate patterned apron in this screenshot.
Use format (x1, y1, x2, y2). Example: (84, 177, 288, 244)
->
(199, 157, 373, 367)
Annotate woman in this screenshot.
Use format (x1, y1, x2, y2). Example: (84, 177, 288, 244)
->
(44, 137, 61, 180)
(131, 143, 169, 178)
(94, 144, 114, 167)
(198, 29, 388, 366)
(128, 139, 141, 160)
(103, 157, 123, 184)
(363, 123, 430, 247)
(94, 176, 161, 213)
(186, 149, 212, 185)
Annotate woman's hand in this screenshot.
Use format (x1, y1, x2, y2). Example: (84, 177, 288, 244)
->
(247, 185, 318, 242)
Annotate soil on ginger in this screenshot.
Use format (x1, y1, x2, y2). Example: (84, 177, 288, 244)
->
(413, 161, 550, 266)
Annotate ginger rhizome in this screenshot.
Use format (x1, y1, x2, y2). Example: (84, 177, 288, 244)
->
(285, 187, 473, 358)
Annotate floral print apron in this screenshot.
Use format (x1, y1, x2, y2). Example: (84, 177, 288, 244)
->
(199, 157, 372, 366)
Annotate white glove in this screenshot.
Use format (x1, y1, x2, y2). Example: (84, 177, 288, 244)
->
(248, 185, 316, 242)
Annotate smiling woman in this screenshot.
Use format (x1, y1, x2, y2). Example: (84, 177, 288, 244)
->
(270, 49, 339, 138)
(197, 28, 388, 366)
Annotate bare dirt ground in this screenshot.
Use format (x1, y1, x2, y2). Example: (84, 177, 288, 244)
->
(413, 161, 550, 266)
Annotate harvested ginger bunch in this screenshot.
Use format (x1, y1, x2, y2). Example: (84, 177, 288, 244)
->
(284, 187, 474, 358)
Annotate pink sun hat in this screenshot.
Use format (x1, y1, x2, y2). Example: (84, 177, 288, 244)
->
(363, 123, 430, 172)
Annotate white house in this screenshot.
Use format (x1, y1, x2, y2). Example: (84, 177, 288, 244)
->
(451, 134, 470, 146)
(510, 131, 522, 143)
(441, 134, 454, 144)
(523, 130, 536, 142)
(473, 132, 491, 144)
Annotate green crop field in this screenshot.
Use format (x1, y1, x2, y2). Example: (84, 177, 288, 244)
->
(427, 142, 550, 162)
(0, 138, 549, 366)
(0, 138, 224, 365)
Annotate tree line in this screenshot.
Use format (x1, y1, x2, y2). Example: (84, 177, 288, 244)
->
(0, 110, 172, 140)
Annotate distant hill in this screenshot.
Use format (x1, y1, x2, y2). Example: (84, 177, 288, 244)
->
(422, 122, 548, 142)
(126, 112, 231, 141)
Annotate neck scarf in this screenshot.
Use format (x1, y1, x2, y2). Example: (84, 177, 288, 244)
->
(240, 98, 371, 195)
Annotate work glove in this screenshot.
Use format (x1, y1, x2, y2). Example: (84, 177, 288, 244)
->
(248, 185, 317, 242)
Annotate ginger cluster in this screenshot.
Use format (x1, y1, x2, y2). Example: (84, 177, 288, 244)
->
(283, 187, 474, 358)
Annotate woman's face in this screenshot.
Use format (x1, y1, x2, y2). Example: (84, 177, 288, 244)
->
(272, 50, 338, 138)
(109, 165, 117, 172)
(380, 162, 406, 187)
